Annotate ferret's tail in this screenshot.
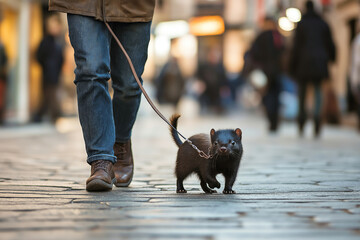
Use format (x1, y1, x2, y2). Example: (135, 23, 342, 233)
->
(169, 114, 183, 147)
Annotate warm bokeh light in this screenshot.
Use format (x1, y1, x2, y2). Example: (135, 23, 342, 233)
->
(286, 8, 301, 23)
(155, 20, 189, 39)
(175, 34, 197, 59)
(173, 35, 198, 77)
(224, 30, 248, 73)
(278, 16, 295, 31)
(189, 15, 225, 36)
(154, 35, 170, 64)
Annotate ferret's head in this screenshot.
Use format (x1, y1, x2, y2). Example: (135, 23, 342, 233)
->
(209, 128, 243, 158)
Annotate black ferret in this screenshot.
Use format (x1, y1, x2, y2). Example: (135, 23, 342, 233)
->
(169, 114, 243, 194)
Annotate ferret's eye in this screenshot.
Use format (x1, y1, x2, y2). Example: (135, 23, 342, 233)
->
(231, 141, 236, 146)
(214, 141, 218, 146)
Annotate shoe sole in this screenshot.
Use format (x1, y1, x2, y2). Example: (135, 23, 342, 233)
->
(86, 178, 116, 192)
(114, 174, 133, 187)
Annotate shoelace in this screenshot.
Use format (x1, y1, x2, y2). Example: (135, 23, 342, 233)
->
(92, 160, 110, 172)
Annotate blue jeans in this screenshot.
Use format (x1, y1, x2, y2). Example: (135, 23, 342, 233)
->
(67, 14, 151, 164)
(298, 80, 323, 129)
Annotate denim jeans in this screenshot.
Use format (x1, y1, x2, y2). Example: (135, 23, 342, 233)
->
(67, 14, 151, 164)
(262, 76, 281, 131)
(298, 80, 323, 129)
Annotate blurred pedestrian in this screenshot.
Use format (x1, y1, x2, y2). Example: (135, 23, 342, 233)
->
(0, 40, 7, 125)
(49, 0, 155, 191)
(33, 14, 64, 123)
(249, 16, 285, 132)
(156, 55, 185, 108)
(350, 19, 360, 131)
(289, 0, 336, 137)
(197, 47, 226, 114)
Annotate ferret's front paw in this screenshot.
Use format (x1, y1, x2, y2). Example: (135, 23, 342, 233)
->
(223, 189, 236, 194)
(208, 181, 221, 189)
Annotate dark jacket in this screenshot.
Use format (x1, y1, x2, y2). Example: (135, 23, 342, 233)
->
(0, 42, 7, 82)
(37, 35, 64, 85)
(197, 61, 226, 106)
(289, 10, 336, 82)
(156, 57, 185, 106)
(250, 29, 284, 84)
(49, 0, 155, 22)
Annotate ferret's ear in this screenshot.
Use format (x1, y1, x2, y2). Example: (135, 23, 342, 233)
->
(235, 128, 242, 138)
(210, 129, 215, 137)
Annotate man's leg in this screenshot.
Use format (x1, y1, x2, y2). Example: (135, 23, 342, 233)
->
(110, 21, 152, 187)
(0, 80, 4, 124)
(269, 79, 281, 132)
(48, 85, 61, 123)
(263, 92, 277, 132)
(263, 78, 281, 132)
(357, 101, 360, 131)
(32, 83, 48, 123)
(313, 82, 323, 137)
(67, 14, 116, 191)
(298, 81, 307, 136)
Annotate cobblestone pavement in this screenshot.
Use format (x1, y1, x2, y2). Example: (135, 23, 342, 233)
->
(0, 111, 360, 240)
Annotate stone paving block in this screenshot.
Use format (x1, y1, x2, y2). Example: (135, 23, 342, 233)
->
(0, 186, 71, 192)
(7, 230, 88, 240)
(0, 220, 99, 231)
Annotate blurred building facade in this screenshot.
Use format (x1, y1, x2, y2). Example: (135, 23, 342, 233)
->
(0, 0, 358, 123)
(0, 0, 43, 123)
(0, 0, 74, 124)
(153, 0, 360, 118)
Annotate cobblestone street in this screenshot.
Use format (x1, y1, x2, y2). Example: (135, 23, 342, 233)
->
(0, 111, 360, 240)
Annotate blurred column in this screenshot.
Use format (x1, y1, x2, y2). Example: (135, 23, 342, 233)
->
(324, 0, 360, 112)
(17, 0, 30, 123)
(223, 0, 255, 74)
(224, 0, 247, 25)
(256, 0, 265, 24)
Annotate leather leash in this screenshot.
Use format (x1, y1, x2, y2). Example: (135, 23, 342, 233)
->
(104, 21, 211, 160)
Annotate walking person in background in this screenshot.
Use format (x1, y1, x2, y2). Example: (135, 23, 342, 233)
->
(197, 47, 226, 114)
(350, 19, 360, 132)
(0, 40, 7, 125)
(156, 38, 185, 108)
(156, 54, 185, 108)
(49, 0, 156, 191)
(33, 14, 64, 123)
(289, 0, 336, 138)
(249, 16, 284, 133)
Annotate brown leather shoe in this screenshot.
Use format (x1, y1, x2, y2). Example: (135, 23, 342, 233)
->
(113, 140, 134, 187)
(86, 160, 116, 191)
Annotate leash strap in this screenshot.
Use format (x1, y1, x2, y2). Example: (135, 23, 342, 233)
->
(104, 21, 211, 159)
